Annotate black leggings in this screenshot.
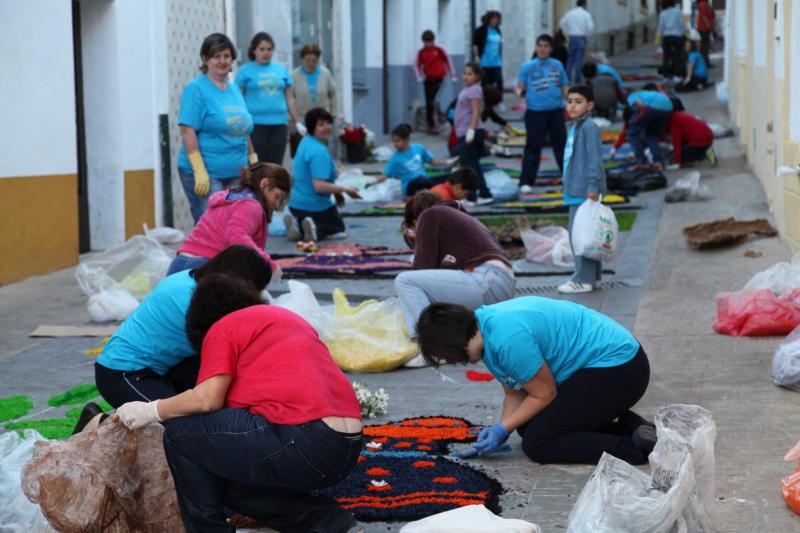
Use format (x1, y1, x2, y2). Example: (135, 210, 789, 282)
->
(423, 79, 443, 128)
(95, 358, 200, 408)
(481, 67, 504, 98)
(251, 124, 289, 165)
(517, 346, 651, 465)
(289, 205, 346, 240)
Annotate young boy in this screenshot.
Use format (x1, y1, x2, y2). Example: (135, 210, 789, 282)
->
(516, 34, 569, 193)
(429, 167, 479, 201)
(558, 84, 606, 295)
(415, 30, 456, 133)
(378, 123, 456, 198)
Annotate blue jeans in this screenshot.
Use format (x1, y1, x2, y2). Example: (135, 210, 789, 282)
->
(566, 36, 588, 84)
(627, 108, 670, 165)
(521, 109, 566, 186)
(166, 254, 209, 276)
(457, 129, 492, 200)
(163, 408, 362, 533)
(568, 202, 601, 284)
(178, 167, 239, 224)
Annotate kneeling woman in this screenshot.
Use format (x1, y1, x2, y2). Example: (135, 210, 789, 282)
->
(115, 274, 363, 532)
(417, 297, 654, 465)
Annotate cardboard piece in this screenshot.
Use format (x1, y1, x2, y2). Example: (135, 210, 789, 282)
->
(30, 325, 119, 338)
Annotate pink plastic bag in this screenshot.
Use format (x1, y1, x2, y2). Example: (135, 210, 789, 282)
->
(713, 288, 800, 336)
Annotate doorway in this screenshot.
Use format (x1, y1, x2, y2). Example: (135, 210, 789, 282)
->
(71, 0, 90, 253)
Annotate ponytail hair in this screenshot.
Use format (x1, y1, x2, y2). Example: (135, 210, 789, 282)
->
(239, 162, 292, 219)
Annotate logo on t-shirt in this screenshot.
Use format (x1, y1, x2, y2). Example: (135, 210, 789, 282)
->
(442, 254, 457, 265)
(404, 154, 425, 174)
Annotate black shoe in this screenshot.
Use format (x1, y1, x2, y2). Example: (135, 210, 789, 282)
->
(72, 401, 104, 435)
(632, 424, 658, 455)
(619, 410, 655, 433)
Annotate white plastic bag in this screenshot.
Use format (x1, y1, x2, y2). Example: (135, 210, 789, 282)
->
(358, 178, 403, 203)
(743, 253, 800, 295)
(715, 82, 728, 106)
(400, 504, 541, 533)
(570, 199, 619, 261)
(520, 227, 573, 267)
(267, 280, 333, 337)
(143, 224, 185, 244)
(372, 145, 394, 162)
(87, 289, 140, 322)
(567, 404, 716, 533)
(772, 326, 800, 391)
(485, 169, 519, 202)
(0, 430, 52, 533)
(664, 171, 712, 203)
(268, 206, 289, 236)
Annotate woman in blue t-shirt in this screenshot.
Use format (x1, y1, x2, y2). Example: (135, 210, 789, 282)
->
(71, 246, 272, 435)
(236, 32, 305, 166)
(676, 39, 709, 93)
(177, 33, 256, 224)
(472, 10, 504, 98)
(416, 297, 654, 466)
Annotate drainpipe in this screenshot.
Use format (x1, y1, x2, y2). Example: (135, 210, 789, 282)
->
(382, 0, 389, 134)
(470, 0, 476, 60)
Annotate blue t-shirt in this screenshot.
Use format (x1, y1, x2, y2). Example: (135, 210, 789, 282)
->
(289, 135, 338, 212)
(627, 90, 673, 112)
(302, 66, 321, 104)
(596, 63, 624, 88)
(235, 61, 293, 125)
(687, 51, 708, 79)
(383, 143, 434, 195)
(562, 124, 583, 205)
(475, 297, 640, 388)
(480, 28, 503, 67)
(97, 270, 197, 376)
(517, 58, 568, 111)
(177, 75, 253, 178)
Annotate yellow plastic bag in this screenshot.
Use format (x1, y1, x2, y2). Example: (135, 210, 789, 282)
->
(326, 288, 418, 372)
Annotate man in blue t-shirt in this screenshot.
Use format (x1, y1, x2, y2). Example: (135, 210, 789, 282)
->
(415, 297, 654, 466)
(516, 34, 569, 193)
(626, 87, 674, 169)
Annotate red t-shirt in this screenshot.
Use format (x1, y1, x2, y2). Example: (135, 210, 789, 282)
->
(416, 46, 451, 80)
(197, 305, 362, 425)
(667, 111, 714, 163)
(430, 182, 455, 201)
(696, 1, 715, 32)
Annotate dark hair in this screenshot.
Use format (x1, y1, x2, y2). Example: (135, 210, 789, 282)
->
(555, 29, 567, 45)
(248, 32, 274, 61)
(193, 245, 272, 290)
(300, 42, 321, 59)
(417, 303, 478, 367)
(200, 33, 236, 73)
(305, 107, 334, 137)
(482, 86, 503, 108)
(410, 191, 442, 220)
(185, 273, 265, 351)
(582, 62, 598, 79)
(391, 123, 413, 140)
(568, 84, 595, 102)
(688, 40, 699, 52)
(642, 82, 658, 91)
(577, 0, 587, 6)
(238, 162, 292, 219)
(536, 34, 554, 47)
(663, 0, 675, 8)
(464, 61, 482, 79)
(421, 30, 435, 42)
(447, 168, 478, 192)
(481, 10, 502, 26)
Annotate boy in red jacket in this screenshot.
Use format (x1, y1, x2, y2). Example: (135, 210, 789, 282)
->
(667, 111, 716, 167)
(416, 30, 456, 133)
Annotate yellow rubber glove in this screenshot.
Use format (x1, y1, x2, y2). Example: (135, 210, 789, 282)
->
(187, 151, 210, 196)
(654, 34, 661, 46)
(248, 152, 259, 165)
(508, 126, 525, 136)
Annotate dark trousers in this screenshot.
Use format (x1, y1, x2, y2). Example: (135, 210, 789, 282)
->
(699, 30, 712, 66)
(681, 143, 711, 164)
(517, 346, 650, 465)
(289, 131, 303, 158)
(423, 79, 443, 128)
(628, 107, 670, 164)
(252, 124, 289, 165)
(406, 177, 435, 197)
(481, 67, 504, 97)
(675, 76, 708, 92)
(289, 205, 345, 240)
(457, 128, 491, 200)
(520, 109, 566, 186)
(661, 36, 685, 77)
(95, 358, 200, 409)
(163, 409, 362, 533)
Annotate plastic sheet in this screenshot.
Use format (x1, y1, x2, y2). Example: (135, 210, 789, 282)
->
(772, 326, 800, 391)
(373, 145, 394, 162)
(567, 404, 716, 533)
(664, 171, 711, 203)
(143, 225, 185, 244)
(713, 288, 800, 337)
(484, 169, 519, 202)
(570, 199, 619, 262)
(520, 227, 573, 267)
(0, 430, 52, 533)
(743, 253, 800, 295)
(337, 167, 403, 203)
(21, 418, 183, 532)
(399, 504, 541, 533)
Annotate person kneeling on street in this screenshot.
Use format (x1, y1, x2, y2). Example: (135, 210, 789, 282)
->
(416, 296, 656, 465)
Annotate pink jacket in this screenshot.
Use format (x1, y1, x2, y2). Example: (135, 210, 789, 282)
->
(178, 190, 276, 271)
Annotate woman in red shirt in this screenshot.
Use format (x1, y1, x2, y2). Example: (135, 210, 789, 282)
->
(115, 274, 363, 533)
(415, 30, 456, 133)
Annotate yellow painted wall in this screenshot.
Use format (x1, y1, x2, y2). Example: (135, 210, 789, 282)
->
(124, 169, 155, 240)
(0, 174, 79, 285)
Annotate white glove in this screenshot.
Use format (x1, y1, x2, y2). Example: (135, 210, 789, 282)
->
(272, 264, 283, 284)
(465, 128, 475, 144)
(295, 122, 308, 136)
(515, 86, 523, 97)
(608, 147, 617, 158)
(116, 400, 161, 430)
(446, 156, 460, 166)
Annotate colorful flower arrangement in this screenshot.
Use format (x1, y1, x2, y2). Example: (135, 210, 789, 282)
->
(352, 382, 389, 419)
(339, 122, 367, 145)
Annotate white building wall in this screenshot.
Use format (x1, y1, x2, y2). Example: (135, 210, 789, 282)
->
(792, 1, 800, 142)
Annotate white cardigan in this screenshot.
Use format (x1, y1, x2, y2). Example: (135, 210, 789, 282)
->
(291, 65, 338, 118)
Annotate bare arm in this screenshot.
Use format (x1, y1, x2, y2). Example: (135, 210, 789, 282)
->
(180, 125, 200, 153)
(500, 385, 527, 421)
(155, 374, 232, 420)
(285, 87, 302, 125)
(498, 363, 558, 433)
(472, 45, 480, 61)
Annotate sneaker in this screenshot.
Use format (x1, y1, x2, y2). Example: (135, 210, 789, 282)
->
(404, 353, 429, 368)
(284, 213, 302, 241)
(328, 231, 348, 240)
(665, 163, 681, 171)
(301, 218, 317, 242)
(519, 184, 534, 194)
(461, 199, 476, 207)
(557, 281, 594, 294)
(72, 401, 104, 435)
(476, 196, 494, 206)
(705, 147, 718, 167)
(632, 424, 658, 455)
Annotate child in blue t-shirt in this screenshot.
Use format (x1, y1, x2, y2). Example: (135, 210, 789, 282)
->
(377, 124, 455, 198)
(676, 40, 709, 93)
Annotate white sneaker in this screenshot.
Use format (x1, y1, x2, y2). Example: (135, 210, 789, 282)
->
(557, 281, 594, 294)
(301, 218, 317, 242)
(284, 214, 302, 241)
(520, 185, 533, 194)
(404, 353, 428, 368)
(476, 196, 494, 205)
(461, 199, 476, 207)
(329, 231, 348, 240)
(665, 163, 681, 171)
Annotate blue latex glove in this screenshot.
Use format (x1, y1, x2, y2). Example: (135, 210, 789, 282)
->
(473, 423, 509, 455)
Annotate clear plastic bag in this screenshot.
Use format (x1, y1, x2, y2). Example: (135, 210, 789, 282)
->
(567, 404, 716, 533)
(399, 504, 541, 533)
(143, 224, 185, 244)
(87, 288, 140, 322)
(0, 430, 52, 533)
(713, 288, 800, 336)
(570, 199, 619, 262)
(772, 326, 800, 391)
(485, 169, 519, 202)
(520, 227, 573, 267)
(268, 206, 289, 237)
(743, 252, 800, 295)
(664, 171, 712, 203)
